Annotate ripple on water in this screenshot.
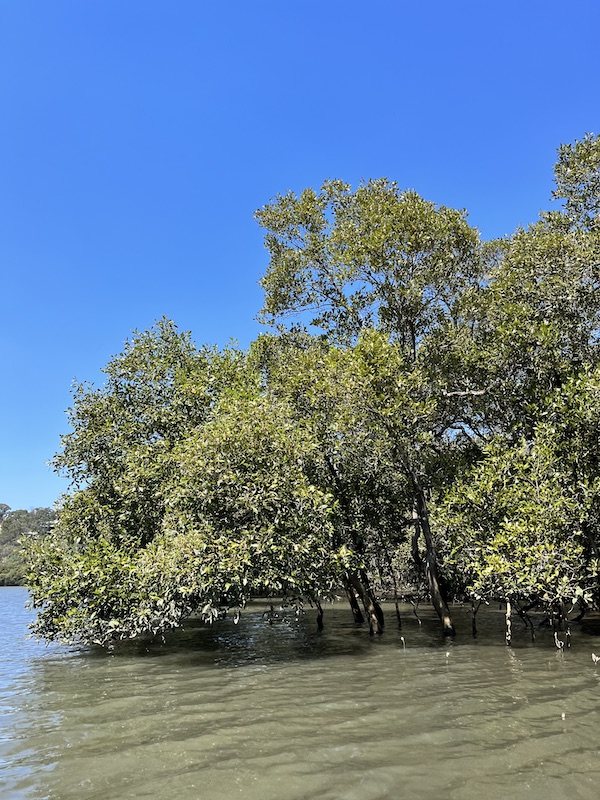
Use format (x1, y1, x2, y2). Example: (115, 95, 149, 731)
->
(3, 590, 600, 799)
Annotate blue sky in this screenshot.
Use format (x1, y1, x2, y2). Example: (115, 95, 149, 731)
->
(1, 0, 599, 510)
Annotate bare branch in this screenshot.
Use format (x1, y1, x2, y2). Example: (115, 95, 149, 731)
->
(442, 387, 488, 398)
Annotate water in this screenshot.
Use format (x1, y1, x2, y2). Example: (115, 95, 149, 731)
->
(2, 587, 600, 799)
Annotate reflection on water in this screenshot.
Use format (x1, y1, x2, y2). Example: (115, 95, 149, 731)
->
(2, 587, 600, 799)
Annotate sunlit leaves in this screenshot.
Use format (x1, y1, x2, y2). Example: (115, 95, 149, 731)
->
(256, 179, 482, 351)
(553, 132, 600, 230)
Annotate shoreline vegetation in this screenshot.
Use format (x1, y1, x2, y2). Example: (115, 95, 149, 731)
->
(0, 506, 55, 586)
(21, 133, 600, 650)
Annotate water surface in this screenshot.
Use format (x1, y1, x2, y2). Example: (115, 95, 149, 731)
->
(2, 587, 600, 799)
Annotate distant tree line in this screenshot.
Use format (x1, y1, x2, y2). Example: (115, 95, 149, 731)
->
(25, 133, 600, 646)
(0, 505, 55, 585)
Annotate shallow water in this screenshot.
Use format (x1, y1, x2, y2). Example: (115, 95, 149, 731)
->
(2, 587, 600, 799)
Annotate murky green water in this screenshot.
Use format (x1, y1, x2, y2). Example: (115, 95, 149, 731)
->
(2, 587, 600, 799)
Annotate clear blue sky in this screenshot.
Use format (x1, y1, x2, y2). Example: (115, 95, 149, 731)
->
(1, 0, 599, 510)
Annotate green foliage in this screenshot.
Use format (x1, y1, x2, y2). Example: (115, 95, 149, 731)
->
(26, 524, 239, 644)
(256, 179, 482, 351)
(26, 132, 600, 646)
(0, 507, 56, 585)
(52, 317, 240, 547)
(168, 389, 343, 603)
(439, 434, 595, 605)
(470, 223, 600, 436)
(252, 331, 416, 576)
(434, 138, 600, 609)
(26, 322, 346, 644)
(552, 132, 600, 230)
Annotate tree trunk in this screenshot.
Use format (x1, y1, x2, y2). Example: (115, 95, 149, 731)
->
(379, 532, 402, 628)
(411, 507, 424, 573)
(471, 599, 481, 637)
(515, 603, 535, 642)
(414, 488, 455, 637)
(392, 587, 402, 629)
(316, 600, 324, 631)
(360, 568, 385, 633)
(346, 571, 384, 635)
(343, 578, 365, 623)
(559, 600, 571, 647)
(410, 598, 422, 625)
(505, 600, 512, 646)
